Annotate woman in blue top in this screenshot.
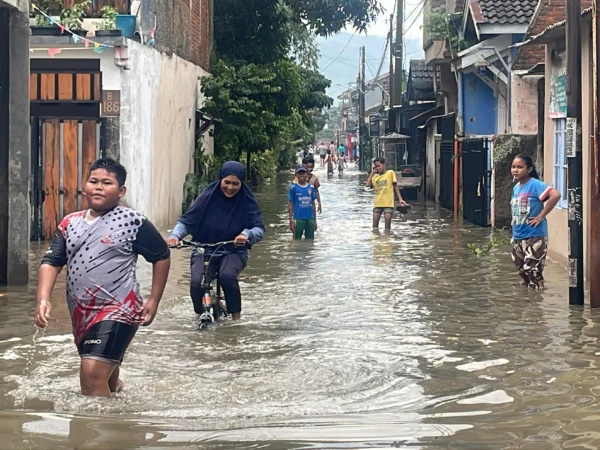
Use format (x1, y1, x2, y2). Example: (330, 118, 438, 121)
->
(510, 155, 560, 290)
(168, 161, 265, 320)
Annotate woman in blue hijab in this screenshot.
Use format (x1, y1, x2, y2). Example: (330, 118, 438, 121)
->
(168, 161, 265, 320)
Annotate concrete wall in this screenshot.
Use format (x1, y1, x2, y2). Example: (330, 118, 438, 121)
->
(425, 125, 440, 202)
(511, 73, 540, 135)
(492, 135, 537, 229)
(543, 20, 593, 281)
(462, 72, 498, 135)
(0, 2, 29, 285)
(120, 40, 211, 227)
(0, 0, 27, 12)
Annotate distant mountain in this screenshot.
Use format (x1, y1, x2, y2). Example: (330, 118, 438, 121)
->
(317, 33, 423, 103)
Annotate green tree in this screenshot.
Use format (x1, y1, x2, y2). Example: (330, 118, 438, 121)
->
(195, 0, 380, 188)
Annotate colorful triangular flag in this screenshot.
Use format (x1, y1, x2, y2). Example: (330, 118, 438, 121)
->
(93, 45, 108, 54)
(72, 34, 80, 43)
(58, 24, 65, 34)
(48, 48, 62, 58)
(84, 39, 90, 48)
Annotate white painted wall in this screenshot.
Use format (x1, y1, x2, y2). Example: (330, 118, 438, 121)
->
(425, 125, 437, 201)
(30, 41, 212, 227)
(120, 40, 211, 227)
(511, 73, 539, 135)
(30, 48, 121, 90)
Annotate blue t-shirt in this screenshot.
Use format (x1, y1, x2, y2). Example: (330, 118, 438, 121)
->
(289, 183, 316, 220)
(511, 178, 553, 240)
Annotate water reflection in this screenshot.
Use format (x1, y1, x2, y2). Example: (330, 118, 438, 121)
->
(1, 167, 600, 449)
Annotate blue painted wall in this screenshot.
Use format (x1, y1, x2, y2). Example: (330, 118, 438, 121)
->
(461, 72, 497, 136)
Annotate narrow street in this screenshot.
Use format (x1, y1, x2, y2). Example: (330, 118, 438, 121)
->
(1, 166, 600, 449)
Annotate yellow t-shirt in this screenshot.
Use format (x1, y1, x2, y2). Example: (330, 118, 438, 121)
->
(372, 170, 397, 208)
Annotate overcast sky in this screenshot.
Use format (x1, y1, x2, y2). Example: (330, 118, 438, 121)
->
(367, 0, 424, 41)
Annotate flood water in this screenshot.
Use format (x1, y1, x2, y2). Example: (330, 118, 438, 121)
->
(2, 166, 600, 449)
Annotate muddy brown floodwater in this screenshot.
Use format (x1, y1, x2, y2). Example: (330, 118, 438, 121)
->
(1, 167, 600, 449)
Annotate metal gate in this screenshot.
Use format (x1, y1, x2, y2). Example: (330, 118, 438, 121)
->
(462, 138, 490, 227)
(439, 114, 455, 211)
(30, 118, 105, 241)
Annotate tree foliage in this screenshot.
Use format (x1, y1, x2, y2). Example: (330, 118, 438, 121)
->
(199, 0, 381, 181)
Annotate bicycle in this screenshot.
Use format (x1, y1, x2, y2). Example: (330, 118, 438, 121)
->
(171, 239, 234, 329)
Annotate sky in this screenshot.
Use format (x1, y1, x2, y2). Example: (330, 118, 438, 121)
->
(317, 0, 425, 101)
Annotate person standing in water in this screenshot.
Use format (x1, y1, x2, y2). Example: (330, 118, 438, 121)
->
(289, 165, 318, 240)
(318, 142, 328, 167)
(510, 155, 560, 290)
(366, 157, 408, 231)
(34, 158, 171, 398)
(293, 156, 322, 214)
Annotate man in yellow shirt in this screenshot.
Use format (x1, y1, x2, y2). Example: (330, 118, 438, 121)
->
(366, 157, 408, 230)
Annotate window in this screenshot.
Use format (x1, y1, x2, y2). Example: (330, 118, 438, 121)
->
(553, 118, 568, 209)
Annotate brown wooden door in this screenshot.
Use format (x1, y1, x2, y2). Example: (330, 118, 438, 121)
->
(36, 118, 102, 240)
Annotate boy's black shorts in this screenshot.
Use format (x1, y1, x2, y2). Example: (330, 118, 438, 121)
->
(77, 320, 138, 365)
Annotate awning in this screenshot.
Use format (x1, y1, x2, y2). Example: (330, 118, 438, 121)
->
(379, 132, 410, 140)
(409, 104, 445, 122)
(417, 112, 455, 130)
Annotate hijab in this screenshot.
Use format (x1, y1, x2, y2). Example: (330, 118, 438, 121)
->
(179, 161, 264, 244)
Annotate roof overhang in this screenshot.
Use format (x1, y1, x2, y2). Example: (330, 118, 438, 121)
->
(478, 23, 529, 36)
(418, 112, 455, 130)
(409, 104, 444, 122)
(455, 34, 513, 71)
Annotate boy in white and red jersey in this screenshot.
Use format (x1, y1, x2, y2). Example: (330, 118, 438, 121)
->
(34, 158, 171, 398)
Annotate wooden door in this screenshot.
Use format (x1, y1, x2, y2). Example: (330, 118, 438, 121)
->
(34, 118, 103, 240)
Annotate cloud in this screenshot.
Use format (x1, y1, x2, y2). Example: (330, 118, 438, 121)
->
(367, 0, 424, 41)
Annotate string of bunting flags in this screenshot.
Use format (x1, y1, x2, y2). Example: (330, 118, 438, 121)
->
(31, 3, 114, 57)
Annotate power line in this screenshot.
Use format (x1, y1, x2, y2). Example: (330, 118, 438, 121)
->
(319, 30, 357, 73)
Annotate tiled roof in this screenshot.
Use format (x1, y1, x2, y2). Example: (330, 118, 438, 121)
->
(471, 0, 539, 25)
(406, 60, 435, 102)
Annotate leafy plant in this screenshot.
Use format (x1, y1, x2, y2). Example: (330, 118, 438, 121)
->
(468, 230, 512, 256)
(424, 11, 469, 54)
(32, 0, 53, 25)
(96, 6, 118, 31)
(60, 0, 91, 30)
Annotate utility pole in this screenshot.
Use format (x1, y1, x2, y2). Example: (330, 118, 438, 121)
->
(566, 0, 584, 306)
(591, 0, 600, 308)
(394, 0, 404, 106)
(388, 13, 394, 108)
(359, 46, 366, 170)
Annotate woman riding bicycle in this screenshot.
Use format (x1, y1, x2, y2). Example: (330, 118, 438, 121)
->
(167, 161, 265, 320)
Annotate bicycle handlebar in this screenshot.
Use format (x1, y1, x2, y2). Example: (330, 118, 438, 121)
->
(178, 239, 236, 248)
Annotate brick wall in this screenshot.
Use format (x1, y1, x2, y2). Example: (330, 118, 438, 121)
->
(528, 0, 592, 37)
(515, 0, 593, 70)
(155, 0, 212, 70)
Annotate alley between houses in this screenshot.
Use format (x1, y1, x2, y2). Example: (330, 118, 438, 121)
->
(1, 168, 600, 449)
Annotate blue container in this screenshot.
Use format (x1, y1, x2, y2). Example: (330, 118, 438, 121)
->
(115, 14, 136, 38)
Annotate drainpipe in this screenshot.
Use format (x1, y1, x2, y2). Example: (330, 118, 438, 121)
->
(591, 0, 600, 307)
(457, 71, 464, 135)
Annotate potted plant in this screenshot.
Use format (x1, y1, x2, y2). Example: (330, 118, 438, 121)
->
(95, 6, 121, 37)
(30, 0, 61, 36)
(59, 0, 91, 37)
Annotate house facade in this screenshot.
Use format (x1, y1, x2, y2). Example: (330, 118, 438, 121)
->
(28, 0, 214, 245)
(0, 0, 30, 284)
(519, 1, 594, 280)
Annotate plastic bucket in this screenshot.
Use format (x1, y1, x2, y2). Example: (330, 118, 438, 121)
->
(115, 14, 136, 38)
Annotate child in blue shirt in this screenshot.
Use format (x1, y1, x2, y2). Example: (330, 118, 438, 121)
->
(288, 165, 317, 240)
(510, 155, 561, 289)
